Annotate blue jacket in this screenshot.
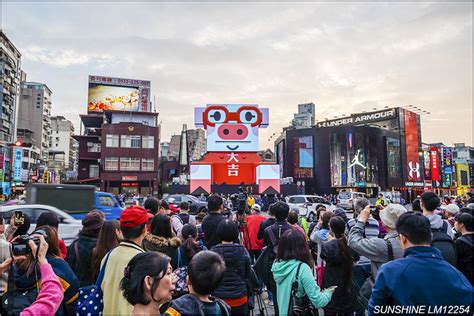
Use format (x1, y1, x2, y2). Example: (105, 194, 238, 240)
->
(368, 246, 473, 315)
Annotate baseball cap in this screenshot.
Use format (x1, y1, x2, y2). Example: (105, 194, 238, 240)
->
(251, 204, 261, 212)
(120, 206, 153, 228)
(441, 204, 460, 215)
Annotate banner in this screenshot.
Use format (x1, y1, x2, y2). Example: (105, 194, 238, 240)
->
(404, 111, 422, 183)
(430, 146, 440, 181)
(13, 148, 23, 182)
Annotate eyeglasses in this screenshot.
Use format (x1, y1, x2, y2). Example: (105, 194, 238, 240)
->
(202, 105, 262, 128)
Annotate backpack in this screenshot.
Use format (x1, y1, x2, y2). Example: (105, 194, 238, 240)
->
(288, 263, 317, 316)
(176, 213, 190, 225)
(2, 265, 39, 316)
(76, 250, 112, 316)
(431, 221, 457, 266)
(266, 224, 282, 256)
(173, 248, 189, 296)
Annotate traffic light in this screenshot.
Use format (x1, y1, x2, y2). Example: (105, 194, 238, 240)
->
(9, 141, 32, 147)
(43, 171, 50, 184)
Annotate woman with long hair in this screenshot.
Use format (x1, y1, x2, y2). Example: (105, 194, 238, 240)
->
(174, 224, 206, 269)
(142, 215, 180, 258)
(320, 216, 359, 315)
(91, 220, 122, 282)
(272, 228, 335, 315)
(14, 225, 79, 315)
(120, 252, 176, 316)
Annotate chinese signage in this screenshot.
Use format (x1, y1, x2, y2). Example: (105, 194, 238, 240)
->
(442, 147, 453, 174)
(0, 153, 4, 182)
(430, 146, 440, 181)
(13, 148, 23, 182)
(317, 109, 396, 128)
(122, 175, 138, 181)
(88, 75, 151, 113)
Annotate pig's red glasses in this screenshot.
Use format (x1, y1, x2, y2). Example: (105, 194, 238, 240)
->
(202, 105, 262, 128)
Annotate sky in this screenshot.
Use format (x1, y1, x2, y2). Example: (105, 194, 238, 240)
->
(1, 2, 472, 149)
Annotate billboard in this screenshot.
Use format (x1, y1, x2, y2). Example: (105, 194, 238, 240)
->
(293, 136, 314, 178)
(430, 146, 440, 181)
(386, 137, 401, 180)
(88, 75, 151, 113)
(277, 141, 285, 178)
(13, 148, 23, 182)
(403, 110, 423, 186)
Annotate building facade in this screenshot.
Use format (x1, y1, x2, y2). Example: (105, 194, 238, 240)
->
(49, 116, 77, 170)
(187, 128, 206, 162)
(0, 30, 22, 197)
(18, 82, 52, 163)
(276, 107, 425, 199)
(74, 111, 160, 196)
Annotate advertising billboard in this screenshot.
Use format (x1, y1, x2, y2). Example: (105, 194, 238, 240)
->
(386, 137, 401, 180)
(293, 136, 314, 178)
(277, 141, 285, 178)
(88, 75, 151, 113)
(430, 146, 440, 181)
(403, 110, 423, 186)
(13, 148, 23, 182)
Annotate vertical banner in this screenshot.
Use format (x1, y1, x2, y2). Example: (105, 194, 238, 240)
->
(430, 146, 440, 181)
(0, 153, 4, 182)
(13, 147, 23, 182)
(404, 111, 422, 183)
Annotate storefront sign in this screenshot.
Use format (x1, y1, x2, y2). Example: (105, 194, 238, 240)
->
(317, 109, 396, 128)
(430, 146, 440, 181)
(443, 147, 453, 174)
(122, 182, 139, 187)
(122, 176, 138, 181)
(13, 148, 23, 182)
(405, 181, 424, 187)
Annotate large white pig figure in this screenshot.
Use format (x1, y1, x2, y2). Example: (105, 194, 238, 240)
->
(190, 104, 280, 194)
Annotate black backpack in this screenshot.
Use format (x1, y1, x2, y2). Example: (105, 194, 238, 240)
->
(431, 221, 457, 266)
(176, 213, 190, 225)
(1, 265, 39, 316)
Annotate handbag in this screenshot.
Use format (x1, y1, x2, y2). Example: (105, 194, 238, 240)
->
(316, 261, 324, 288)
(288, 263, 317, 316)
(76, 251, 112, 316)
(173, 248, 189, 296)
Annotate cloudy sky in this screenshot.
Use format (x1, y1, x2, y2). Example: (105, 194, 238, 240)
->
(2, 2, 472, 148)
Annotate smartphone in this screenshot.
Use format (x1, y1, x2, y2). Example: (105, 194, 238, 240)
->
(13, 211, 24, 226)
(326, 285, 338, 291)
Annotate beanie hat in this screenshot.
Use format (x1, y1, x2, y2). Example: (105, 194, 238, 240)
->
(81, 211, 105, 236)
(441, 204, 460, 215)
(380, 204, 407, 229)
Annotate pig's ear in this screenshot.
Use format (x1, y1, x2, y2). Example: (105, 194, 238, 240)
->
(260, 108, 269, 128)
(195, 107, 205, 128)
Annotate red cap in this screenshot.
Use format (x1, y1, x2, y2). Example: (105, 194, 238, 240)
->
(120, 206, 153, 228)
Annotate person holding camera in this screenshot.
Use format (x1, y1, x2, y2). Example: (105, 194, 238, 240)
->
(8, 226, 79, 315)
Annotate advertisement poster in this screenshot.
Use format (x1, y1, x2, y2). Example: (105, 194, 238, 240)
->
(88, 75, 151, 113)
(13, 148, 23, 182)
(403, 110, 423, 185)
(430, 146, 440, 181)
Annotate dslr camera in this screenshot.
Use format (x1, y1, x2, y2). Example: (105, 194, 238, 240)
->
(11, 235, 40, 256)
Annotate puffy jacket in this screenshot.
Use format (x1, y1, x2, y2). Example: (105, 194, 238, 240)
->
(320, 239, 359, 313)
(66, 233, 97, 287)
(211, 243, 253, 299)
(368, 246, 473, 315)
(164, 293, 231, 316)
(271, 259, 332, 315)
(142, 233, 180, 258)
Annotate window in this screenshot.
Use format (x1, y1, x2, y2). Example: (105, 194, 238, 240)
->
(142, 136, 154, 149)
(104, 157, 119, 170)
(131, 135, 141, 148)
(99, 196, 116, 207)
(121, 135, 131, 148)
(289, 197, 305, 204)
(87, 143, 101, 152)
(120, 157, 140, 171)
(89, 165, 99, 177)
(142, 158, 154, 171)
(106, 134, 119, 148)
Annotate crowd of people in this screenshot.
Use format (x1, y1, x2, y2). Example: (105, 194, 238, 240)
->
(0, 190, 473, 315)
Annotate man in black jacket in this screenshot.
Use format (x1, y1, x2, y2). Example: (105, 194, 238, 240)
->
(202, 195, 226, 249)
(262, 201, 292, 315)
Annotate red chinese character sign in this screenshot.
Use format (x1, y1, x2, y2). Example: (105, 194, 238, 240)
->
(190, 104, 280, 194)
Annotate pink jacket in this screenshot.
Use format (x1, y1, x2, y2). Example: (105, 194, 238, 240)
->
(20, 263, 64, 316)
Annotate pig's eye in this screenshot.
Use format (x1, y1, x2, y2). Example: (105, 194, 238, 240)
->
(208, 109, 226, 124)
(240, 109, 258, 124)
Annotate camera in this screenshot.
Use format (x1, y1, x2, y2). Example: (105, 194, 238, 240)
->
(11, 235, 40, 256)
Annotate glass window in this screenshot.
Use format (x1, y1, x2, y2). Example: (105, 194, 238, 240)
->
(99, 196, 116, 207)
(104, 157, 119, 170)
(89, 165, 99, 177)
(87, 143, 101, 152)
(142, 136, 154, 149)
(131, 135, 141, 148)
(106, 134, 119, 148)
(120, 157, 140, 171)
(121, 135, 131, 148)
(141, 158, 154, 171)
